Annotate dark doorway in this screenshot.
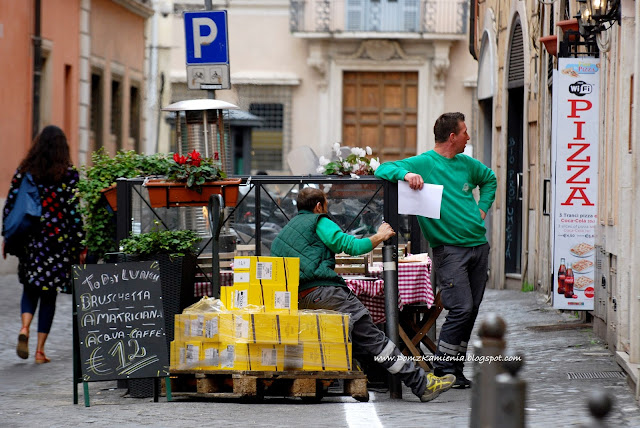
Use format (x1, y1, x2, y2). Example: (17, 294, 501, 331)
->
(505, 88, 523, 274)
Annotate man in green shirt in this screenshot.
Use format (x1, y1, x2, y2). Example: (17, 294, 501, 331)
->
(271, 187, 455, 402)
(375, 112, 497, 389)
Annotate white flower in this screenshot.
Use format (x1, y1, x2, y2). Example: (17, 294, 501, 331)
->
(366, 146, 372, 155)
(370, 158, 380, 171)
(350, 173, 360, 179)
(316, 165, 326, 173)
(333, 142, 341, 156)
(318, 155, 330, 166)
(351, 147, 366, 157)
(342, 161, 351, 170)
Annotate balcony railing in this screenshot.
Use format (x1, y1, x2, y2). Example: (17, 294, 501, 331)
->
(290, 0, 468, 36)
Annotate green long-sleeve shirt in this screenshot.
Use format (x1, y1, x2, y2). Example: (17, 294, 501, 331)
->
(375, 150, 497, 248)
(316, 217, 373, 255)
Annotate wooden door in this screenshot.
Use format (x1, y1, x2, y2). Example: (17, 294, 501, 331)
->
(342, 71, 418, 162)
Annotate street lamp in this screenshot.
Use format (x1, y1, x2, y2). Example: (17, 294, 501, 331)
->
(577, 0, 621, 36)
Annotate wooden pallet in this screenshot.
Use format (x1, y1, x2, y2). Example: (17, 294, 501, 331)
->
(168, 369, 369, 402)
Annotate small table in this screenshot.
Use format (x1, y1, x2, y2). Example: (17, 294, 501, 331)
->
(344, 260, 441, 372)
(343, 261, 434, 324)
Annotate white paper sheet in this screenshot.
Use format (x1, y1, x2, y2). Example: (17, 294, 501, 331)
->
(397, 181, 443, 219)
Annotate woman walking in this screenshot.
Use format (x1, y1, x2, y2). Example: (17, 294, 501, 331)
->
(2, 125, 85, 363)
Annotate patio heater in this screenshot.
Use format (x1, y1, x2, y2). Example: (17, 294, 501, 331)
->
(161, 99, 240, 297)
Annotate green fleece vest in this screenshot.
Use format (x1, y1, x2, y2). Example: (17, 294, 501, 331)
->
(270, 211, 346, 291)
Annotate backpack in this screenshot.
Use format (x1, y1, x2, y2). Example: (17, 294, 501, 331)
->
(2, 172, 41, 256)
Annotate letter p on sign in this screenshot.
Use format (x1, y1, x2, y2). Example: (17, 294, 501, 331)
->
(192, 18, 217, 58)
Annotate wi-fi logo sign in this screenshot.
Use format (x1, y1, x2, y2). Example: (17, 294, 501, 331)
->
(568, 81, 593, 96)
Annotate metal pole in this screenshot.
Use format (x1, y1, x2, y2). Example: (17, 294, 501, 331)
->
(204, 0, 216, 100)
(383, 244, 401, 398)
(255, 184, 262, 256)
(383, 180, 401, 398)
(32, 0, 42, 139)
(208, 194, 224, 298)
(115, 178, 133, 245)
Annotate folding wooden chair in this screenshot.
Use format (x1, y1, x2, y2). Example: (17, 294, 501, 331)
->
(334, 253, 370, 276)
(397, 290, 443, 371)
(235, 244, 255, 256)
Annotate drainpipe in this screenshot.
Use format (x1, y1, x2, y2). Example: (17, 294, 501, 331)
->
(32, 0, 42, 139)
(147, 1, 159, 153)
(469, 0, 478, 60)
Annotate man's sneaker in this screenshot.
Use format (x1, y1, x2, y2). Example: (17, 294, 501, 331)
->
(419, 373, 456, 402)
(452, 373, 472, 389)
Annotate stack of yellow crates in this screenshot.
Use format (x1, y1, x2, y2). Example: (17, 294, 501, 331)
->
(170, 256, 352, 372)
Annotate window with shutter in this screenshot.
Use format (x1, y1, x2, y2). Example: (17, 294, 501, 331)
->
(508, 18, 524, 89)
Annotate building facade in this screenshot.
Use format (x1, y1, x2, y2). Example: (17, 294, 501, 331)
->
(471, 0, 639, 397)
(166, 0, 478, 175)
(0, 0, 154, 274)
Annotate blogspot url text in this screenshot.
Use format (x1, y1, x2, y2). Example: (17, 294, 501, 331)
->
(374, 354, 522, 364)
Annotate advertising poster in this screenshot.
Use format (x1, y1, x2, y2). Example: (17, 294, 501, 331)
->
(552, 58, 599, 310)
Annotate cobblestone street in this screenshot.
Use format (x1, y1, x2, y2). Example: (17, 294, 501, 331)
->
(1, 273, 639, 427)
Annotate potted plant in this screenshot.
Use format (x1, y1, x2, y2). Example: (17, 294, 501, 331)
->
(120, 226, 202, 343)
(317, 143, 381, 177)
(144, 150, 242, 208)
(316, 144, 382, 198)
(76, 149, 172, 261)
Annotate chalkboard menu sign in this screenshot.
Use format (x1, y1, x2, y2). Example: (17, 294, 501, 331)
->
(73, 261, 170, 381)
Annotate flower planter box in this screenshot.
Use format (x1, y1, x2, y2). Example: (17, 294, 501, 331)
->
(145, 178, 242, 208)
(100, 184, 118, 211)
(327, 182, 382, 199)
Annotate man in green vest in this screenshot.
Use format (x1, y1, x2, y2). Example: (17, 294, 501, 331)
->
(271, 187, 455, 402)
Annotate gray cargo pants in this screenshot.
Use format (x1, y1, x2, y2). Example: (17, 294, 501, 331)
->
(431, 243, 490, 375)
(300, 285, 427, 397)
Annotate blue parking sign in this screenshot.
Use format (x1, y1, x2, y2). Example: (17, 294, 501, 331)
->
(184, 10, 229, 65)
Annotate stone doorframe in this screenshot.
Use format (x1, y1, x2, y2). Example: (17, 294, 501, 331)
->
(306, 39, 453, 158)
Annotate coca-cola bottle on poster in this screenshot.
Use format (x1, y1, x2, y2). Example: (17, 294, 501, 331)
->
(564, 263, 574, 298)
(557, 258, 566, 295)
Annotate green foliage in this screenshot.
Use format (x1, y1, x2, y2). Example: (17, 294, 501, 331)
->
(119, 226, 200, 257)
(521, 281, 535, 292)
(77, 149, 173, 259)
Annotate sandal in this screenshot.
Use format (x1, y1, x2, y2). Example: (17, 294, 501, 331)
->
(16, 329, 29, 359)
(35, 350, 51, 364)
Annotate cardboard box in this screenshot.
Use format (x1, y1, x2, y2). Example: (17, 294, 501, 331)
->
(200, 312, 234, 343)
(184, 340, 202, 370)
(248, 344, 284, 371)
(302, 342, 352, 372)
(174, 315, 184, 342)
(233, 256, 299, 312)
(283, 344, 304, 371)
(170, 341, 188, 370)
(200, 342, 221, 370)
(218, 342, 250, 370)
(298, 311, 351, 344)
(230, 312, 299, 345)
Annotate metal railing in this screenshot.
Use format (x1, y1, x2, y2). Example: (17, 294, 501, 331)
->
(290, 0, 468, 35)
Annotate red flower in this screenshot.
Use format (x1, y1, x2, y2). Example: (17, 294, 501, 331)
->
(188, 150, 202, 167)
(214, 152, 219, 161)
(173, 153, 187, 165)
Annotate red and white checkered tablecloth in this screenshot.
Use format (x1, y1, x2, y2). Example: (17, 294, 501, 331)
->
(192, 261, 433, 325)
(344, 260, 434, 324)
(194, 271, 234, 297)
